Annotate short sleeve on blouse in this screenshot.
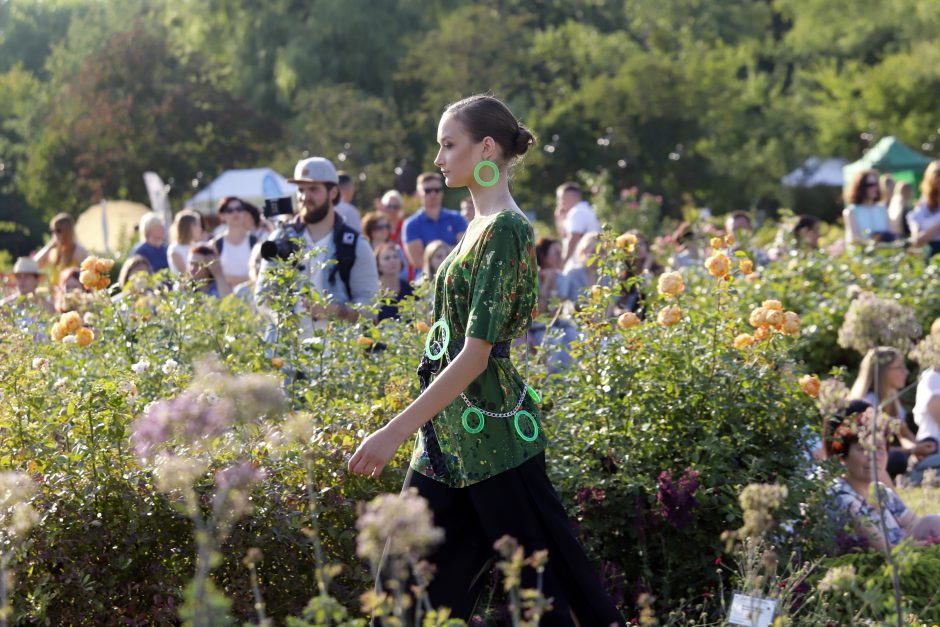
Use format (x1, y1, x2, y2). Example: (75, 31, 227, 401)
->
(465, 215, 534, 343)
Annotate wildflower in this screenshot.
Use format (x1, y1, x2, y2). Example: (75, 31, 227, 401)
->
(781, 311, 800, 337)
(616, 232, 638, 251)
(817, 565, 856, 593)
(75, 327, 94, 348)
(0, 472, 39, 540)
(655, 468, 700, 530)
(815, 378, 849, 417)
(709, 237, 724, 250)
(216, 461, 264, 491)
(733, 334, 755, 350)
(356, 488, 443, 565)
(799, 375, 820, 398)
(909, 332, 940, 369)
(618, 312, 640, 329)
(657, 305, 682, 327)
(705, 252, 731, 278)
(119, 380, 138, 403)
(161, 359, 179, 375)
(738, 259, 753, 275)
(736, 483, 788, 541)
(415, 320, 430, 334)
(60, 311, 82, 334)
(31, 357, 49, 373)
(131, 359, 150, 375)
(657, 272, 685, 298)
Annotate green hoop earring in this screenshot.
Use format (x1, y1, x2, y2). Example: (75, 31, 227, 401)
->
(473, 160, 499, 188)
(462, 407, 485, 434)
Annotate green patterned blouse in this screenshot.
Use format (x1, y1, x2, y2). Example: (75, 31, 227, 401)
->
(410, 210, 546, 487)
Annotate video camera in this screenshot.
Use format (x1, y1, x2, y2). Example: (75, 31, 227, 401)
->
(260, 236, 301, 262)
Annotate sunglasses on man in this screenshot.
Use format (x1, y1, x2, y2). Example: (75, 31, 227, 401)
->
(422, 187, 443, 194)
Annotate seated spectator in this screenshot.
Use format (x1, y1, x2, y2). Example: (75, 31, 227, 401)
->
(374, 242, 413, 322)
(112, 255, 153, 302)
(850, 347, 935, 484)
(908, 161, 940, 259)
(1, 257, 52, 312)
(843, 170, 896, 244)
(793, 215, 821, 250)
(826, 400, 940, 552)
(665, 222, 702, 269)
(909, 327, 940, 486)
(168, 209, 204, 275)
(534, 237, 566, 315)
(131, 212, 169, 273)
(615, 230, 661, 316)
(555, 181, 601, 270)
(55, 267, 88, 313)
(403, 172, 466, 272)
(213, 197, 258, 291)
(34, 213, 89, 285)
(188, 244, 231, 298)
(887, 181, 915, 238)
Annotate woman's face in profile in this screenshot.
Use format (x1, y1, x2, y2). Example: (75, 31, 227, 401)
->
(434, 114, 479, 189)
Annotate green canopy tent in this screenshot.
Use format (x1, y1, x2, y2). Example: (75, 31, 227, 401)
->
(842, 136, 934, 188)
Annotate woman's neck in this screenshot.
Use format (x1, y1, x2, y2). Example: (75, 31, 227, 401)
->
(379, 273, 399, 290)
(844, 474, 872, 498)
(226, 228, 247, 243)
(469, 179, 518, 218)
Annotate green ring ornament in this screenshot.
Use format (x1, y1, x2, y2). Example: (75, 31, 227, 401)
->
(424, 319, 450, 360)
(526, 385, 541, 404)
(473, 160, 500, 188)
(462, 407, 485, 434)
(513, 410, 539, 442)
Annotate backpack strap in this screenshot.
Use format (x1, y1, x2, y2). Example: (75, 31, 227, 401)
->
(211, 234, 224, 254)
(328, 216, 358, 298)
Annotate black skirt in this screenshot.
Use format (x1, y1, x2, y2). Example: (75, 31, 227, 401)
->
(376, 453, 625, 626)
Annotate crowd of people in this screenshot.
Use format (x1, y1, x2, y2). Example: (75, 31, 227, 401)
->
(3, 150, 940, 555)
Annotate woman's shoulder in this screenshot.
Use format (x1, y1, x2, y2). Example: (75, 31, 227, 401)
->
(476, 210, 533, 243)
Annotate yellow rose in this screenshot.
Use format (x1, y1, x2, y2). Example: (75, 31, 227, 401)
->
(616, 233, 638, 250)
(356, 336, 375, 347)
(754, 327, 771, 341)
(657, 305, 682, 327)
(733, 333, 755, 349)
(724, 234, 736, 247)
(80, 270, 99, 290)
(415, 321, 430, 334)
(75, 327, 94, 348)
(60, 311, 82, 334)
(739, 259, 753, 275)
(94, 258, 114, 274)
(799, 374, 820, 398)
(710, 237, 724, 250)
(50, 322, 67, 342)
(762, 299, 783, 312)
(617, 311, 641, 329)
(744, 272, 759, 283)
(781, 311, 801, 336)
(705, 252, 731, 278)
(80, 256, 98, 272)
(271, 357, 285, 369)
(657, 272, 685, 298)
(764, 309, 784, 328)
(95, 275, 111, 291)
(748, 307, 767, 328)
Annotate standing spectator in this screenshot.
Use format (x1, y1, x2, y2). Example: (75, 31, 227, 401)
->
(213, 197, 258, 291)
(334, 171, 363, 233)
(908, 161, 940, 259)
(188, 244, 231, 298)
(131, 212, 169, 273)
(244, 200, 274, 241)
(374, 242, 413, 322)
(850, 347, 933, 484)
(555, 182, 600, 269)
(460, 195, 475, 222)
(167, 209, 204, 275)
(843, 170, 895, 244)
(403, 172, 467, 272)
(34, 213, 89, 285)
(380, 190, 406, 246)
(560, 232, 608, 307)
(888, 182, 914, 237)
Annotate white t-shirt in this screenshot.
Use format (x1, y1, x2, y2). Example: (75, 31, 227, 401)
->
(167, 242, 190, 275)
(335, 202, 362, 233)
(564, 201, 601, 235)
(913, 369, 940, 443)
(219, 236, 252, 279)
(907, 202, 940, 242)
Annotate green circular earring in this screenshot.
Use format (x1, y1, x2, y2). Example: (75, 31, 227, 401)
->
(473, 160, 499, 188)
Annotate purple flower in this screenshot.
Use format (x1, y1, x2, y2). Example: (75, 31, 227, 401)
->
(655, 468, 701, 531)
(215, 462, 264, 491)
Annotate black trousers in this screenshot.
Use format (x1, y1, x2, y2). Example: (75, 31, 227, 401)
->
(375, 453, 624, 626)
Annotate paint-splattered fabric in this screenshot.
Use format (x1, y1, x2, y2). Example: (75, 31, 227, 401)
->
(410, 210, 545, 487)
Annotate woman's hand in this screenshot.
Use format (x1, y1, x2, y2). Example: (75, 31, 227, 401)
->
(348, 426, 407, 478)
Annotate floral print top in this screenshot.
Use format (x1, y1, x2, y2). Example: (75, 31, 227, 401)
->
(410, 210, 545, 487)
(831, 477, 909, 547)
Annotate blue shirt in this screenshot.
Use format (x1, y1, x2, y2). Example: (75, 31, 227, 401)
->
(402, 208, 467, 248)
(131, 242, 169, 272)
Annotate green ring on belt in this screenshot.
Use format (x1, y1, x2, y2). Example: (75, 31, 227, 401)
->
(461, 407, 485, 434)
(527, 385, 541, 404)
(513, 410, 539, 442)
(425, 319, 450, 360)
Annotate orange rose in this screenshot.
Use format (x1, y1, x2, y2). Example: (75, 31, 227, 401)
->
(95, 275, 111, 291)
(60, 311, 82, 334)
(764, 309, 784, 328)
(94, 258, 114, 274)
(657, 272, 685, 298)
(762, 299, 783, 312)
(80, 256, 98, 272)
(705, 253, 731, 278)
(748, 307, 767, 328)
(657, 305, 682, 327)
(356, 336, 375, 347)
(799, 374, 820, 398)
(617, 311, 640, 329)
(50, 322, 67, 342)
(724, 234, 735, 247)
(271, 357, 285, 369)
(733, 333, 755, 349)
(75, 327, 94, 348)
(738, 259, 753, 275)
(80, 270, 99, 290)
(754, 327, 771, 341)
(415, 321, 430, 334)
(710, 237, 724, 250)
(781, 311, 801, 337)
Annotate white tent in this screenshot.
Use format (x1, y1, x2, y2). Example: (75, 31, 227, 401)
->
(781, 157, 847, 188)
(184, 168, 296, 214)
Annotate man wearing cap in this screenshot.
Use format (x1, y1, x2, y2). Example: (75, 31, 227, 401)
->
(256, 157, 378, 334)
(2, 257, 53, 312)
